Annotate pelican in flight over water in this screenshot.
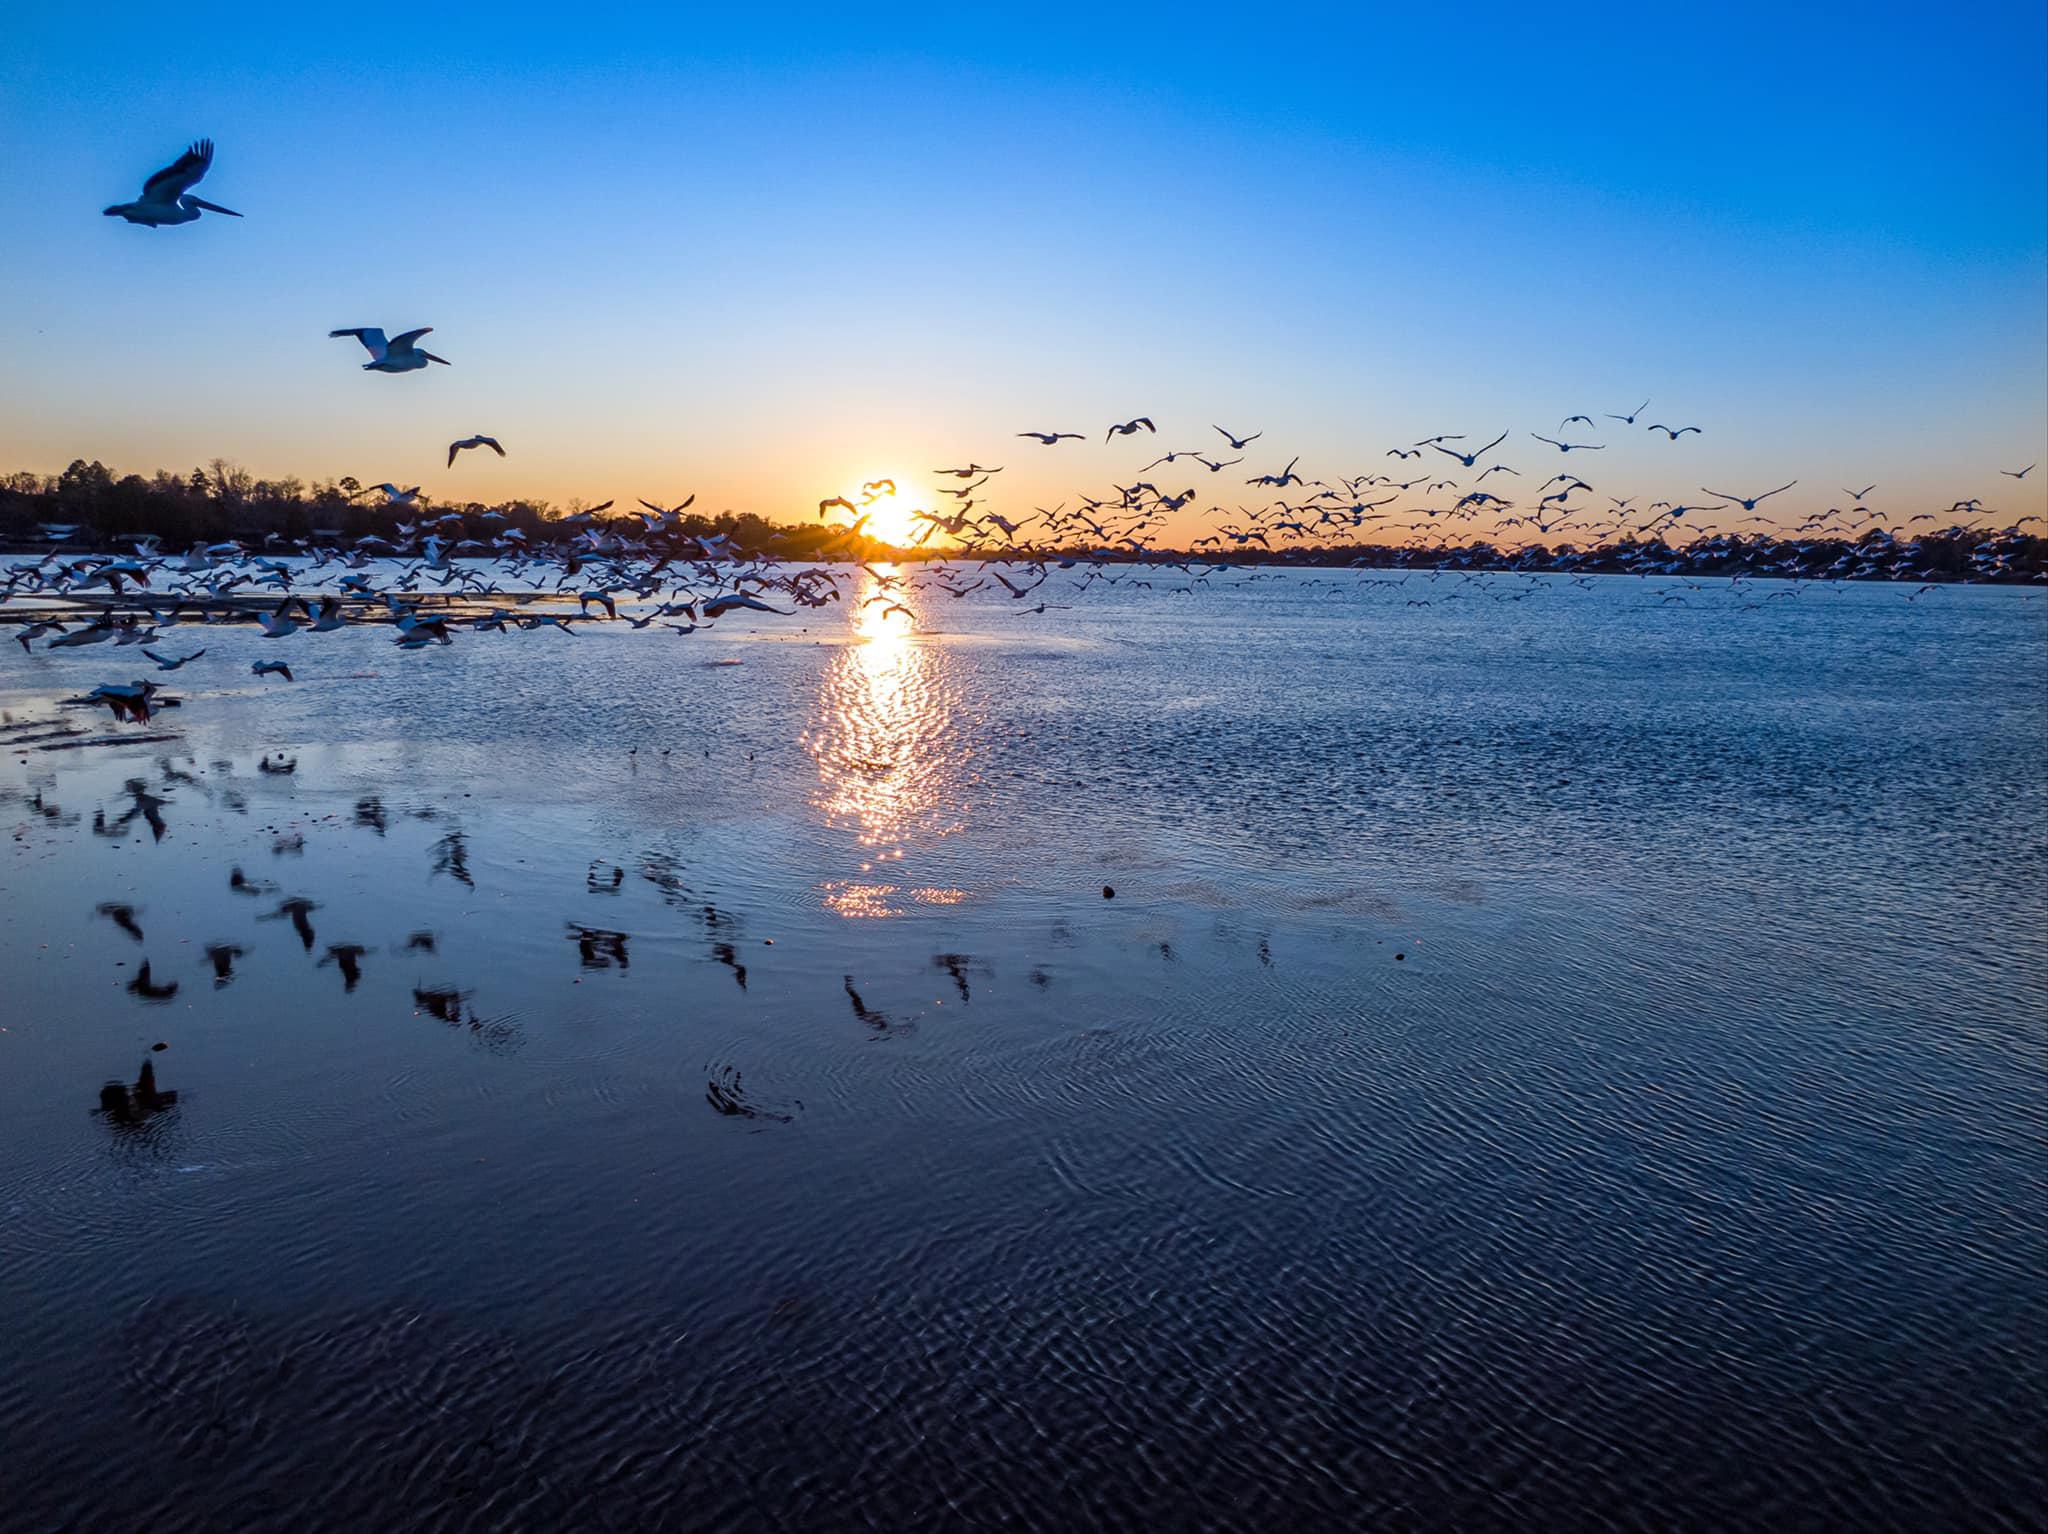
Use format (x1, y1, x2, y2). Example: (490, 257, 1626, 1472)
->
(104, 139, 242, 226)
(330, 327, 450, 372)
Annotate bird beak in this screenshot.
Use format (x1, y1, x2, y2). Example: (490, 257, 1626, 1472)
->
(102, 206, 121, 216)
(422, 352, 451, 365)
(187, 198, 242, 217)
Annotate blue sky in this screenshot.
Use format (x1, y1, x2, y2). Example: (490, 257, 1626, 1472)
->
(4, 0, 2043, 536)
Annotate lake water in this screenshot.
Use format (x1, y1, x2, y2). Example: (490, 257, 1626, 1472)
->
(1, 567, 2043, 1532)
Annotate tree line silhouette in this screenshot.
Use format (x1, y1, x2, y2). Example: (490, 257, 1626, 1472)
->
(2, 458, 2041, 584)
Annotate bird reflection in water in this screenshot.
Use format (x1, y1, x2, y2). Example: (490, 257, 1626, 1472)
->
(430, 829, 474, 888)
(567, 924, 630, 971)
(804, 569, 969, 916)
(96, 1059, 178, 1129)
(320, 943, 368, 992)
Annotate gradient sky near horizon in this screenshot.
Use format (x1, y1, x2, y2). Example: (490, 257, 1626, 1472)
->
(3, 0, 2044, 541)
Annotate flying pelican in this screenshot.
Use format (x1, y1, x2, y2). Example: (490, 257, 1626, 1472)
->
(1647, 423, 1702, 439)
(103, 139, 241, 226)
(702, 593, 788, 617)
(1213, 426, 1263, 449)
(1018, 431, 1084, 444)
(1702, 481, 1796, 512)
(1606, 399, 1649, 424)
(447, 435, 504, 466)
(86, 682, 160, 722)
(329, 327, 450, 372)
(251, 660, 294, 680)
(142, 647, 205, 670)
(1106, 417, 1156, 440)
(2001, 463, 2036, 479)
(354, 483, 421, 505)
(256, 600, 302, 638)
(1430, 430, 1509, 468)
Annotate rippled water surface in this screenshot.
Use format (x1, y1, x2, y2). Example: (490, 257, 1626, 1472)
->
(2, 570, 2044, 1532)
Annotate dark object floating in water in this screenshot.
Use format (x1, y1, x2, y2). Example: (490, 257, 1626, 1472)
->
(96, 1059, 177, 1126)
(258, 753, 297, 775)
(1395, 952, 1405, 961)
(1102, 885, 1115, 899)
(150, 1041, 168, 1052)
(705, 1065, 797, 1123)
(413, 986, 473, 1023)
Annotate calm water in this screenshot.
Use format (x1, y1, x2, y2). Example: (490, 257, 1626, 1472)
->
(1, 568, 2043, 1532)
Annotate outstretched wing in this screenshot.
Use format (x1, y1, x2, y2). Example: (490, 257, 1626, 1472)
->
(140, 139, 213, 206)
(389, 327, 434, 351)
(331, 327, 388, 359)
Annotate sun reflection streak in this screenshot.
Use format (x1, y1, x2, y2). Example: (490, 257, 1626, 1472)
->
(802, 568, 967, 913)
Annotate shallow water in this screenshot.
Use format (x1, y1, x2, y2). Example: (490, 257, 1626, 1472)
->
(2, 568, 2044, 1532)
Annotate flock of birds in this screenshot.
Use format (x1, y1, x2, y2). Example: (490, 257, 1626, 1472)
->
(8, 138, 2038, 1139)
(5, 137, 2036, 727)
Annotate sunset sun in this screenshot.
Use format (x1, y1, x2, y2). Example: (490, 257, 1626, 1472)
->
(847, 473, 920, 547)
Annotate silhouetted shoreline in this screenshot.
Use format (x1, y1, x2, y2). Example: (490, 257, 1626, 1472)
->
(5, 460, 2041, 584)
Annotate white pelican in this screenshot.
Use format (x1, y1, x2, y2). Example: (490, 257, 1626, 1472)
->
(256, 599, 303, 638)
(330, 327, 450, 372)
(86, 681, 161, 722)
(702, 593, 788, 617)
(104, 140, 241, 226)
(448, 435, 505, 466)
